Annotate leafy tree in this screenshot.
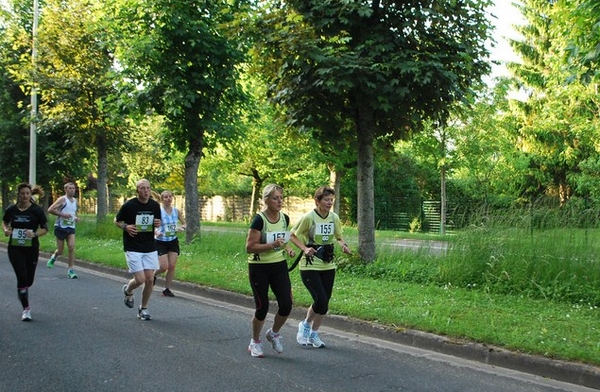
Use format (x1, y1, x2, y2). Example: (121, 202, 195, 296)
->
(445, 81, 522, 205)
(251, 0, 493, 261)
(227, 77, 328, 213)
(0, 0, 68, 205)
(22, 0, 130, 220)
(551, 0, 600, 203)
(342, 147, 424, 230)
(0, 18, 30, 204)
(195, 71, 332, 217)
(507, 0, 598, 206)
(108, 0, 248, 243)
(567, 0, 600, 83)
(122, 115, 183, 192)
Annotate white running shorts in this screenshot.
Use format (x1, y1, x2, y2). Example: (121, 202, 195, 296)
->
(125, 251, 159, 273)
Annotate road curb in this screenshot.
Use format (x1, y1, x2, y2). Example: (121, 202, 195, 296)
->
(54, 252, 600, 390)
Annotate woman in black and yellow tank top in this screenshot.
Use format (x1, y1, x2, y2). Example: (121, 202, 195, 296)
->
(245, 184, 296, 358)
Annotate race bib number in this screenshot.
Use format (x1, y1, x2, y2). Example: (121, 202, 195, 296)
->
(11, 229, 32, 247)
(265, 230, 290, 244)
(315, 222, 334, 242)
(64, 216, 75, 226)
(165, 223, 178, 237)
(135, 214, 154, 232)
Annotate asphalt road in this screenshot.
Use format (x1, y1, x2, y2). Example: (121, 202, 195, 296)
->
(0, 250, 595, 392)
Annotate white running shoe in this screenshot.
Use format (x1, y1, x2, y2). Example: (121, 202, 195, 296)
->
(248, 341, 265, 358)
(296, 321, 310, 345)
(308, 331, 326, 348)
(137, 306, 151, 321)
(21, 309, 32, 321)
(265, 328, 283, 354)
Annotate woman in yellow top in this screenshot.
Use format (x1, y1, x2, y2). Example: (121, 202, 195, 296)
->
(290, 186, 351, 348)
(245, 184, 296, 357)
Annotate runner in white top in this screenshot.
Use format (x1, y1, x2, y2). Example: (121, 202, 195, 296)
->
(153, 190, 186, 297)
(47, 182, 80, 279)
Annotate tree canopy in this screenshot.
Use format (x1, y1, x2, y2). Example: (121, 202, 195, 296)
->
(107, 0, 249, 241)
(250, 0, 493, 261)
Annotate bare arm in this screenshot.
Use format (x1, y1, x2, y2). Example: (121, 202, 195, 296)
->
(289, 233, 315, 257)
(114, 217, 133, 236)
(178, 211, 186, 230)
(32, 227, 48, 238)
(336, 238, 352, 254)
(48, 196, 67, 217)
(2, 221, 11, 237)
(245, 228, 284, 254)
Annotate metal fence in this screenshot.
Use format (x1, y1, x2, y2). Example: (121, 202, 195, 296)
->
(374, 197, 451, 233)
(69, 193, 466, 233)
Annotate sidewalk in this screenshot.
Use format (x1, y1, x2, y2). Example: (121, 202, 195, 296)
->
(69, 253, 600, 390)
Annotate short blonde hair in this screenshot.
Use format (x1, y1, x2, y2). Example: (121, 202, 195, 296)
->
(262, 184, 283, 203)
(136, 179, 150, 190)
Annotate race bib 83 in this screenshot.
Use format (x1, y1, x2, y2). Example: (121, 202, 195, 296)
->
(135, 213, 154, 232)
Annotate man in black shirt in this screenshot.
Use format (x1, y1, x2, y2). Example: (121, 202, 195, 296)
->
(114, 179, 161, 320)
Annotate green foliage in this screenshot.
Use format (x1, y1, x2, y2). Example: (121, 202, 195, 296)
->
(342, 150, 424, 228)
(201, 76, 330, 202)
(504, 0, 600, 205)
(120, 116, 184, 191)
(559, 0, 600, 82)
(336, 249, 437, 285)
(437, 207, 600, 305)
(35, 2, 123, 142)
(0, 61, 29, 184)
(339, 200, 600, 307)
(3, 0, 600, 249)
(108, 0, 248, 150)
(0, 0, 60, 186)
(250, 0, 494, 261)
(76, 215, 119, 240)
(253, 0, 494, 137)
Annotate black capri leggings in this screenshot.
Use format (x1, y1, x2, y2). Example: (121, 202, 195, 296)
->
(300, 269, 336, 315)
(248, 260, 293, 321)
(8, 245, 39, 289)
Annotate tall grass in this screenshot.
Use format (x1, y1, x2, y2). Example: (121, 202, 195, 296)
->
(335, 205, 600, 307)
(437, 207, 600, 305)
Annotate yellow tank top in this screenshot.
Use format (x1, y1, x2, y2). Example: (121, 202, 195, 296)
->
(248, 211, 290, 264)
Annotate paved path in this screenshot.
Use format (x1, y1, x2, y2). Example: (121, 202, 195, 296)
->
(0, 249, 598, 391)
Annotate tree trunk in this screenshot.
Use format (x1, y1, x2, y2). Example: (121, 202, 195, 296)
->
(1, 182, 8, 212)
(439, 127, 447, 235)
(249, 168, 263, 217)
(328, 164, 341, 215)
(249, 183, 257, 218)
(355, 107, 376, 262)
(184, 138, 202, 244)
(96, 132, 108, 223)
(440, 165, 446, 235)
(558, 173, 570, 207)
